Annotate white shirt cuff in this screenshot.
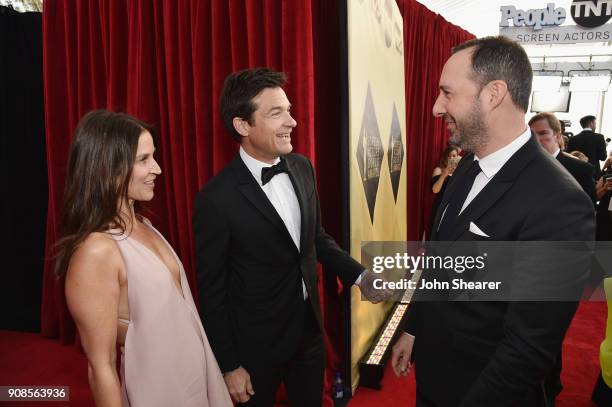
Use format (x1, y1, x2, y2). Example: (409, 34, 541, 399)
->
(354, 270, 367, 286)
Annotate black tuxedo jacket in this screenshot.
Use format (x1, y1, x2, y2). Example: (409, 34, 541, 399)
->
(596, 191, 612, 241)
(193, 153, 363, 373)
(556, 151, 596, 204)
(566, 130, 607, 177)
(404, 135, 595, 407)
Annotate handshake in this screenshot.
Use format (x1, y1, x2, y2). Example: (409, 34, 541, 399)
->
(355, 269, 395, 303)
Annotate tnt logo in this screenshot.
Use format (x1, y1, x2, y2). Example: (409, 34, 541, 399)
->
(571, 0, 612, 28)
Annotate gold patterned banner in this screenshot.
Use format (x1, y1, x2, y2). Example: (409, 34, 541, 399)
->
(347, 0, 407, 392)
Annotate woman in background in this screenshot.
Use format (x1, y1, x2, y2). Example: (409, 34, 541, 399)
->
(431, 146, 460, 194)
(430, 146, 460, 223)
(569, 150, 589, 163)
(55, 110, 231, 407)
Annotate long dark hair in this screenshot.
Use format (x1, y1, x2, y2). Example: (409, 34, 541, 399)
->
(440, 146, 459, 168)
(55, 110, 154, 277)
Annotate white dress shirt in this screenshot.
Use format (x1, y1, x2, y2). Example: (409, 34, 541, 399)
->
(459, 127, 532, 214)
(239, 147, 309, 299)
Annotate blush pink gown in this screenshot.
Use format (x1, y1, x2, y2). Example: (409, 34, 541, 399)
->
(110, 222, 232, 407)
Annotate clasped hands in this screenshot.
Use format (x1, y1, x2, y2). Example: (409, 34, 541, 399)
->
(356, 269, 395, 304)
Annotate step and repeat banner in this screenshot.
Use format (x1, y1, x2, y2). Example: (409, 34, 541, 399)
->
(499, 1, 612, 44)
(346, 0, 407, 391)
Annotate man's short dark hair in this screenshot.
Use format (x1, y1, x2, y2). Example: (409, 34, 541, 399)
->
(220, 68, 287, 142)
(580, 115, 596, 129)
(452, 36, 532, 113)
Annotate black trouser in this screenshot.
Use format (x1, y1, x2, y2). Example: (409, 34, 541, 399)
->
(592, 372, 612, 406)
(543, 351, 563, 405)
(239, 299, 325, 407)
(416, 388, 438, 407)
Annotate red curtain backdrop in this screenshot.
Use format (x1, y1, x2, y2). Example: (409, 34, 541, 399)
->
(41, 0, 473, 398)
(42, 0, 343, 404)
(397, 0, 475, 241)
(42, 0, 322, 341)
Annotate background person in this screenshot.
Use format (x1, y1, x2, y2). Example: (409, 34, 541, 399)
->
(567, 115, 607, 179)
(529, 112, 596, 205)
(431, 145, 460, 194)
(592, 278, 612, 406)
(431, 146, 461, 228)
(570, 150, 590, 163)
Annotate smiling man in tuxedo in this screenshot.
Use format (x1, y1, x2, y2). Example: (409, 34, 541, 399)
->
(193, 68, 387, 407)
(391, 36, 595, 407)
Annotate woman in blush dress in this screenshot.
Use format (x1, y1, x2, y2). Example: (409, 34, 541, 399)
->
(55, 110, 232, 407)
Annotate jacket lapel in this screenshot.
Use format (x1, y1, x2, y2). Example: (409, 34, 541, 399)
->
(230, 155, 297, 244)
(285, 156, 308, 252)
(441, 135, 541, 242)
(448, 178, 513, 241)
(431, 155, 475, 240)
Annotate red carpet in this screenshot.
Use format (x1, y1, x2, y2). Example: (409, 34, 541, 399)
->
(0, 302, 606, 406)
(349, 301, 607, 407)
(0, 332, 91, 407)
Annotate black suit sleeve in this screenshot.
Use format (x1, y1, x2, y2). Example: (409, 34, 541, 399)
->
(306, 159, 364, 286)
(403, 303, 418, 336)
(598, 134, 607, 161)
(459, 188, 595, 407)
(566, 136, 577, 152)
(577, 166, 597, 205)
(193, 192, 240, 373)
(563, 155, 598, 205)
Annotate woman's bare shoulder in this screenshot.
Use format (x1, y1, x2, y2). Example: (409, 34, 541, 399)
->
(76, 232, 119, 255)
(68, 233, 122, 277)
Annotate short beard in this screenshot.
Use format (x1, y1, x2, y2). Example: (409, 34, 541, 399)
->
(448, 99, 488, 154)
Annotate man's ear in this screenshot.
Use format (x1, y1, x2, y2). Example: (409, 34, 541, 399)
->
(233, 117, 250, 138)
(482, 80, 508, 110)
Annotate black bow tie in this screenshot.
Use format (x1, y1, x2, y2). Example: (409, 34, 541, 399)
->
(261, 158, 289, 185)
